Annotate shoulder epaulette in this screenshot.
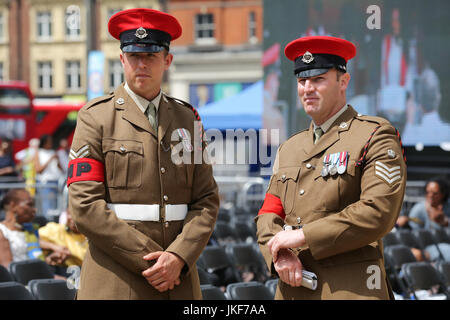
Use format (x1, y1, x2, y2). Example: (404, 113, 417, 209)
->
(164, 94, 201, 121)
(354, 113, 390, 126)
(84, 92, 114, 110)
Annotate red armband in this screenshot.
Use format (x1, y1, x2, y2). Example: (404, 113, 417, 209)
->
(67, 158, 104, 186)
(258, 193, 286, 220)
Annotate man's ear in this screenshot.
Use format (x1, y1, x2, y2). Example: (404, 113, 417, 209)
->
(340, 72, 351, 91)
(164, 52, 173, 70)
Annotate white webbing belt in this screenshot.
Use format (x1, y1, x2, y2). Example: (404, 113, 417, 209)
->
(107, 203, 188, 222)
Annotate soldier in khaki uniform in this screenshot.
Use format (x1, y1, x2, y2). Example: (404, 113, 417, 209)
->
(256, 36, 406, 300)
(67, 8, 219, 299)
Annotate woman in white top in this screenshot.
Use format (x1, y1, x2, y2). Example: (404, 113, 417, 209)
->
(34, 135, 63, 218)
(0, 189, 39, 267)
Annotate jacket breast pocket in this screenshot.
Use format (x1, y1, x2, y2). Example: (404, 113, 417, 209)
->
(102, 139, 143, 189)
(276, 167, 300, 215)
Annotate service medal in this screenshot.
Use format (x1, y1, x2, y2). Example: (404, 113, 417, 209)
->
(321, 154, 330, 177)
(329, 153, 338, 175)
(337, 151, 348, 175)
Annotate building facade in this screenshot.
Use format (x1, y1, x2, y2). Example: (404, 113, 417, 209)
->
(168, 0, 263, 105)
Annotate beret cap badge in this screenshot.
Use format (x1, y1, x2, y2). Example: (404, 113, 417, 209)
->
(302, 51, 314, 64)
(135, 27, 148, 39)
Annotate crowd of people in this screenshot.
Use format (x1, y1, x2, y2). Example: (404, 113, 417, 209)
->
(0, 135, 69, 219)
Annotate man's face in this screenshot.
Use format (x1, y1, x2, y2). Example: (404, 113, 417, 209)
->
(426, 182, 444, 207)
(12, 190, 36, 224)
(120, 50, 173, 98)
(297, 68, 349, 125)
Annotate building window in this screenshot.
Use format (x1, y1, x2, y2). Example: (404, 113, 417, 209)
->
(248, 11, 257, 43)
(195, 13, 215, 44)
(38, 62, 53, 91)
(109, 60, 123, 89)
(37, 11, 52, 40)
(65, 5, 81, 39)
(66, 61, 81, 91)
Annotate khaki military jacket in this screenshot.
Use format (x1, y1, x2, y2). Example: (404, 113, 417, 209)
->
(256, 106, 406, 300)
(68, 84, 219, 299)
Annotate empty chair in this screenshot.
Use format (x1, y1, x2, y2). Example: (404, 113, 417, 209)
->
(401, 262, 449, 299)
(234, 221, 257, 242)
(435, 261, 450, 291)
(9, 259, 54, 285)
(384, 245, 417, 271)
(217, 208, 232, 223)
(201, 284, 227, 300)
(197, 267, 211, 285)
(0, 265, 13, 282)
(265, 279, 278, 299)
(396, 229, 421, 249)
(214, 221, 239, 244)
(226, 281, 273, 300)
(200, 246, 241, 287)
(382, 232, 400, 247)
(226, 243, 269, 283)
(430, 228, 450, 244)
(28, 279, 76, 300)
(413, 229, 445, 261)
(0, 282, 34, 300)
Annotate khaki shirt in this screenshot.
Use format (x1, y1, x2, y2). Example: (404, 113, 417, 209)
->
(256, 105, 406, 300)
(68, 84, 219, 299)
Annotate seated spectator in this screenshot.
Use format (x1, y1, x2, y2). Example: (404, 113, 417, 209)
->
(39, 208, 88, 269)
(405, 178, 450, 261)
(0, 189, 45, 268)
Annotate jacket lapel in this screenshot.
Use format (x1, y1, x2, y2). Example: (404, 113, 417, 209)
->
(115, 85, 157, 138)
(302, 106, 357, 162)
(157, 93, 174, 143)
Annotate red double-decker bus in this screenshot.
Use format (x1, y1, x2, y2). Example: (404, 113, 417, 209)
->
(0, 81, 36, 153)
(0, 81, 84, 156)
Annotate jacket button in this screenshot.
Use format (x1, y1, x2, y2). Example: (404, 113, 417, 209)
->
(160, 167, 166, 173)
(163, 195, 168, 201)
(306, 163, 312, 169)
(281, 175, 286, 181)
(297, 217, 302, 224)
(119, 146, 126, 152)
(299, 189, 305, 195)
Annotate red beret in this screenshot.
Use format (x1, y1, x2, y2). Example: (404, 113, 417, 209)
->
(284, 36, 356, 78)
(284, 36, 356, 62)
(108, 8, 182, 42)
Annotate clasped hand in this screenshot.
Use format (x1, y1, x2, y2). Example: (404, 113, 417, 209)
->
(267, 229, 306, 287)
(141, 251, 185, 293)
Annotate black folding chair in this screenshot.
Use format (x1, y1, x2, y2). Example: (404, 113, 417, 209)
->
(412, 229, 444, 261)
(214, 221, 239, 244)
(384, 244, 417, 297)
(28, 279, 76, 300)
(200, 284, 228, 300)
(200, 246, 242, 287)
(382, 232, 400, 247)
(401, 262, 449, 299)
(226, 281, 273, 300)
(265, 279, 278, 299)
(0, 282, 34, 300)
(430, 228, 450, 244)
(435, 261, 450, 292)
(0, 265, 13, 282)
(9, 259, 55, 285)
(233, 220, 257, 242)
(226, 243, 269, 283)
